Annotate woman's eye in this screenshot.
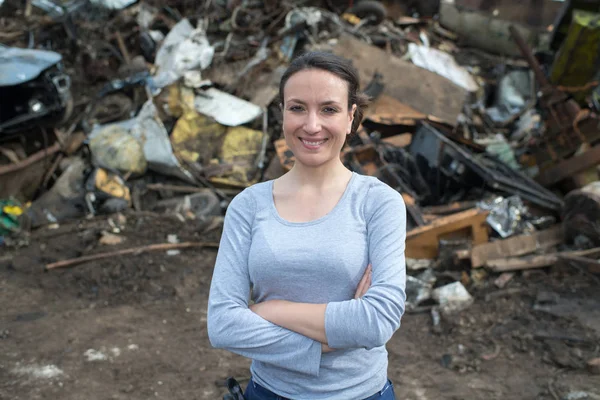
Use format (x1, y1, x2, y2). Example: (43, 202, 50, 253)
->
(288, 105, 304, 112)
(323, 107, 338, 114)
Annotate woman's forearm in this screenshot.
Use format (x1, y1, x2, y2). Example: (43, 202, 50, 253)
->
(251, 300, 328, 344)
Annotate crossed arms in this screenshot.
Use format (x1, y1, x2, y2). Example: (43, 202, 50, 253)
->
(207, 185, 406, 376)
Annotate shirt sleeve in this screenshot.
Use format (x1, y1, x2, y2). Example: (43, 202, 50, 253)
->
(207, 188, 322, 376)
(324, 180, 407, 350)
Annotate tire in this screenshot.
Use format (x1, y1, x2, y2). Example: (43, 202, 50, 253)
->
(347, 1, 387, 25)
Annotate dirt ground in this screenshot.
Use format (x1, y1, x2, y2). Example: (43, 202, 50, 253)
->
(1, 212, 599, 400)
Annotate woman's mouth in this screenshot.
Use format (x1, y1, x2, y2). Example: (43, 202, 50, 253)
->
(300, 138, 328, 149)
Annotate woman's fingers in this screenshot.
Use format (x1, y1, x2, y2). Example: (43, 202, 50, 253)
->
(354, 270, 368, 299)
(354, 264, 372, 299)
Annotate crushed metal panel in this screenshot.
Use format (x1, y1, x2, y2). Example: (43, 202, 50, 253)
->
(439, 0, 563, 56)
(171, 111, 227, 164)
(332, 34, 468, 126)
(0, 45, 62, 86)
(209, 126, 264, 188)
(410, 122, 564, 211)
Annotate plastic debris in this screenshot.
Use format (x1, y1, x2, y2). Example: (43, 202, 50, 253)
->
(432, 282, 474, 316)
(407, 43, 479, 92)
(88, 125, 147, 175)
(154, 19, 214, 87)
(194, 88, 263, 127)
(405, 269, 437, 311)
(0, 198, 23, 235)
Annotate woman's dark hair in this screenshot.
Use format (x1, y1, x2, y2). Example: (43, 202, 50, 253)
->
(278, 51, 370, 136)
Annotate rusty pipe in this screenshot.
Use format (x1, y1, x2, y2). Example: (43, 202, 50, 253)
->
(509, 25, 549, 87)
(0, 142, 61, 176)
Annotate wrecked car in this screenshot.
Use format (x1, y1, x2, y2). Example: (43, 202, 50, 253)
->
(0, 44, 72, 134)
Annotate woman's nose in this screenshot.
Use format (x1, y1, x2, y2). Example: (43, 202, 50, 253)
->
(303, 112, 321, 134)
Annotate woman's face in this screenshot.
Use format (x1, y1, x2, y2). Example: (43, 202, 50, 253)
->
(282, 69, 356, 169)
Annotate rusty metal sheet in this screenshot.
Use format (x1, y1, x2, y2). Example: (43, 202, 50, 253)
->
(332, 34, 467, 126)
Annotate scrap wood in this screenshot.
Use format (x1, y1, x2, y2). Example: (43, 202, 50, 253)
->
(365, 95, 426, 126)
(536, 144, 600, 187)
(381, 134, 412, 148)
(486, 247, 600, 272)
(494, 272, 515, 288)
(45, 241, 219, 270)
(471, 225, 564, 268)
(0, 142, 61, 175)
(422, 201, 478, 216)
(406, 208, 489, 259)
(558, 252, 600, 277)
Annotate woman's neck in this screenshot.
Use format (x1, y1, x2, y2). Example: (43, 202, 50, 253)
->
(286, 159, 352, 189)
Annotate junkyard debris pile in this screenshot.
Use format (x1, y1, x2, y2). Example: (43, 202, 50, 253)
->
(1, 1, 600, 313)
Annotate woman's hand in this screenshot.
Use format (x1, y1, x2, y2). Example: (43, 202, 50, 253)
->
(354, 264, 372, 299)
(321, 343, 335, 353)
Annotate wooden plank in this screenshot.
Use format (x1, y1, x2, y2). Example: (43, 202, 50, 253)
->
(366, 95, 426, 126)
(332, 35, 468, 125)
(536, 144, 600, 187)
(486, 254, 559, 272)
(486, 247, 600, 272)
(558, 253, 600, 275)
(422, 201, 479, 215)
(382, 134, 412, 148)
(406, 208, 489, 259)
(471, 225, 563, 268)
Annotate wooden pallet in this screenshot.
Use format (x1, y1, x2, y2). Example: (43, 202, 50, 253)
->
(406, 208, 489, 259)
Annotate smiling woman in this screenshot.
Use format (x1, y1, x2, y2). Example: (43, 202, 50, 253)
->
(207, 52, 407, 400)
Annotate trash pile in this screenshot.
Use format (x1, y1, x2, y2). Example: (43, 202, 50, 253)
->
(1, 1, 600, 309)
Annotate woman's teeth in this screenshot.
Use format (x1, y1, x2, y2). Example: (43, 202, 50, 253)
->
(302, 139, 326, 146)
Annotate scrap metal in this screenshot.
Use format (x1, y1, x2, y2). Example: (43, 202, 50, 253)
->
(509, 25, 600, 185)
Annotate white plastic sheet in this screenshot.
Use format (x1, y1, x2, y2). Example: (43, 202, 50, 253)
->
(195, 88, 263, 127)
(407, 43, 479, 92)
(89, 0, 137, 9)
(154, 19, 214, 85)
(432, 282, 474, 316)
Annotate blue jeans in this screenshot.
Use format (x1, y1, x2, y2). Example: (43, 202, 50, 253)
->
(244, 378, 396, 400)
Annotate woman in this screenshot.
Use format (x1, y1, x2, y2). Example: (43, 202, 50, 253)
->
(207, 51, 407, 400)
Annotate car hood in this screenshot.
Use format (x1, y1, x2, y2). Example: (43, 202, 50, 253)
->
(0, 46, 63, 86)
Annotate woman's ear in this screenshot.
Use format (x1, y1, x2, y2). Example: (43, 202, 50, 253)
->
(348, 104, 357, 134)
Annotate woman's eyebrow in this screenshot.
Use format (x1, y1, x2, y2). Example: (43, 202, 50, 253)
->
(286, 98, 342, 106)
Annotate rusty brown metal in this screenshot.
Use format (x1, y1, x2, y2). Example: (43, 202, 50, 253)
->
(509, 25, 600, 179)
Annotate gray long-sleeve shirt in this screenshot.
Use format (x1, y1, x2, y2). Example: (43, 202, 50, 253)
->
(207, 172, 407, 399)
